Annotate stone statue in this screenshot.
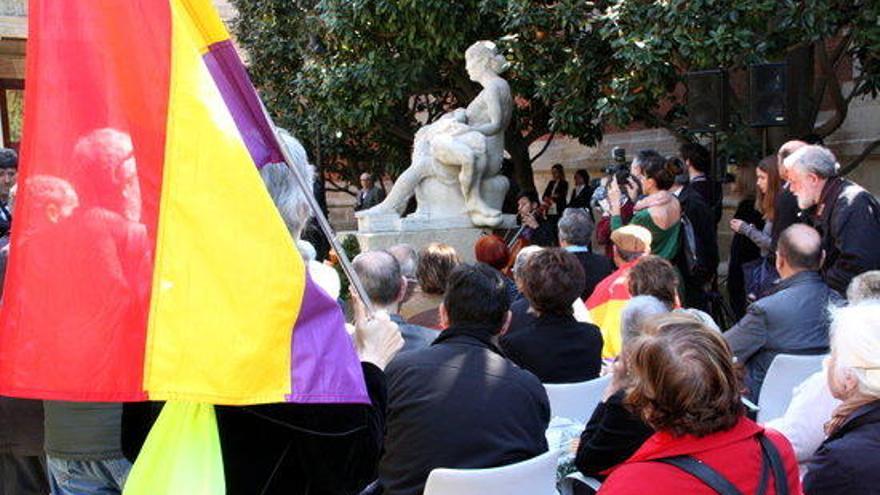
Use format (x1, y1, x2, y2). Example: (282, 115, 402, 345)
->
(358, 41, 512, 229)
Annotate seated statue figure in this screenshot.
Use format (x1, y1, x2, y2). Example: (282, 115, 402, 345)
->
(358, 41, 512, 228)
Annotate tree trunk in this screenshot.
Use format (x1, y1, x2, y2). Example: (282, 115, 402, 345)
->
(502, 115, 537, 193)
(505, 127, 536, 194)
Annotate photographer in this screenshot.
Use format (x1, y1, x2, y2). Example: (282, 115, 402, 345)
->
(595, 148, 644, 259)
(609, 154, 682, 261)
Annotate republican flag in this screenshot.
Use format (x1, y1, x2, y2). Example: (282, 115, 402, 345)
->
(585, 261, 638, 359)
(0, 0, 367, 406)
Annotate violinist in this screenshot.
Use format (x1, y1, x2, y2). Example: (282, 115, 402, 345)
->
(516, 191, 557, 247)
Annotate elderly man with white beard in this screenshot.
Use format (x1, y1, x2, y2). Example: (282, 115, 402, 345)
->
(784, 145, 880, 295)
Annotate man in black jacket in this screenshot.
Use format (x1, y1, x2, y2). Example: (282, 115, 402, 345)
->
(378, 264, 550, 495)
(785, 145, 880, 294)
(680, 143, 722, 224)
(671, 175, 719, 312)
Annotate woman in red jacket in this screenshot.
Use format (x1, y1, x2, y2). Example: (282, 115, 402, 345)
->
(599, 313, 802, 494)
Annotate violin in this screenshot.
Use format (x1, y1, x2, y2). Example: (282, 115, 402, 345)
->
(502, 202, 546, 277)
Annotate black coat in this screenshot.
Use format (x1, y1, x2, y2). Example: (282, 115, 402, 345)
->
(689, 175, 723, 224)
(809, 177, 880, 295)
(728, 198, 765, 318)
(379, 325, 549, 495)
(675, 185, 720, 311)
(575, 389, 653, 477)
(571, 250, 615, 300)
(804, 401, 880, 495)
(569, 185, 593, 209)
(543, 179, 569, 214)
(771, 185, 802, 250)
(500, 313, 603, 384)
(122, 363, 388, 495)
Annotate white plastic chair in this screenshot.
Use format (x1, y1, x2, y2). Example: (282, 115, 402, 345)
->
(757, 353, 827, 424)
(559, 472, 602, 495)
(544, 375, 611, 424)
(423, 449, 561, 495)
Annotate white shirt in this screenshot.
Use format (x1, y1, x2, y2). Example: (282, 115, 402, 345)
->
(765, 370, 841, 476)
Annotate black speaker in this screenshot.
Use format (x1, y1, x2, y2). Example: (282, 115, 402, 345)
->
(686, 70, 728, 132)
(750, 63, 788, 127)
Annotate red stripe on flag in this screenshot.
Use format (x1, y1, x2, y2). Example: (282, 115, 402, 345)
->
(0, 1, 171, 400)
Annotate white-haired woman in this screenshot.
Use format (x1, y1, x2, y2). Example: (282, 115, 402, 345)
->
(804, 301, 880, 494)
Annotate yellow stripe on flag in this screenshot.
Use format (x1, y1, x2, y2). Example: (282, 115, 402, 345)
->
(143, 0, 302, 404)
(177, 0, 230, 52)
(590, 299, 629, 359)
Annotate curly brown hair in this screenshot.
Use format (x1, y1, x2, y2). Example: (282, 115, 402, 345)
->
(624, 313, 744, 437)
(519, 248, 585, 316)
(416, 243, 460, 294)
(627, 255, 679, 308)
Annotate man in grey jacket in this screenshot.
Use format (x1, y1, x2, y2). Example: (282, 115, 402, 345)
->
(353, 250, 437, 353)
(725, 224, 840, 402)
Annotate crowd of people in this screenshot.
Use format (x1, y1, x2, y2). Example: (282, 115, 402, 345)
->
(3, 138, 880, 495)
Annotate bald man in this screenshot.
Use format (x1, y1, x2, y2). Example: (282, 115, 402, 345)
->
(725, 224, 841, 402)
(770, 140, 808, 250)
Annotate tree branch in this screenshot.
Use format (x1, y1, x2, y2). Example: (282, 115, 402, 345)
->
(839, 138, 880, 176)
(530, 132, 557, 162)
(813, 41, 848, 138)
(386, 122, 414, 143)
(325, 176, 357, 196)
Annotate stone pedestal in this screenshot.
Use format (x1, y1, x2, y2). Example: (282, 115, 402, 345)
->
(351, 213, 517, 263)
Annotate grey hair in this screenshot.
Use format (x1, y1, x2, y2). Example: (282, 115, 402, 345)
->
(352, 250, 403, 306)
(847, 271, 880, 303)
(621, 296, 668, 346)
(784, 145, 839, 178)
(260, 128, 315, 240)
(558, 208, 594, 246)
(388, 243, 419, 279)
(512, 245, 543, 279)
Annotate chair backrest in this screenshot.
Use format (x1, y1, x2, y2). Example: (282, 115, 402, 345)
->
(544, 375, 611, 424)
(423, 450, 561, 495)
(757, 353, 827, 424)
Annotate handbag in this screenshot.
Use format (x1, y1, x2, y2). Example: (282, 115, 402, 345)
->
(742, 257, 778, 301)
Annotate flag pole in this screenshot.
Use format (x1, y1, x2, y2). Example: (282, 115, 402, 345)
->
(264, 122, 376, 317)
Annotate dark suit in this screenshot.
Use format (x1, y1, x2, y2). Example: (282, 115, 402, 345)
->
(379, 325, 549, 495)
(542, 179, 568, 215)
(355, 186, 385, 211)
(570, 249, 615, 300)
(689, 175, 723, 224)
(500, 313, 603, 383)
(675, 185, 720, 311)
(568, 185, 593, 210)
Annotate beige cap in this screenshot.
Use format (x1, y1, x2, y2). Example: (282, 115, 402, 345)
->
(611, 225, 652, 254)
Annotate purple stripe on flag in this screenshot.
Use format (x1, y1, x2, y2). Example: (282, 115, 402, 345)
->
(285, 273, 369, 404)
(203, 40, 283, 169)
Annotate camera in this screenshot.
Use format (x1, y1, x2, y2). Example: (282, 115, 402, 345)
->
(601, 147, 631, 188)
